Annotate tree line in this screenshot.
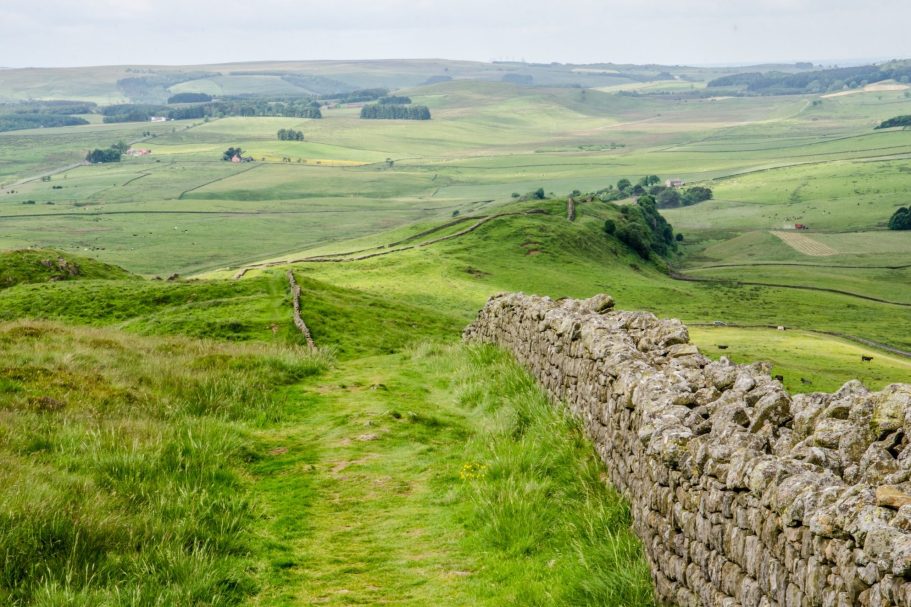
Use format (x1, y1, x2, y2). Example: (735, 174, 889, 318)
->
(0, 114, 88, 133)
(167, 92, 213, 104)
(708, 61, 911, 95)
(101, 97, 323, 123)
(876, 115, 911, 129)
(360, 104, 431, 120)
(0, 100, 94, 133)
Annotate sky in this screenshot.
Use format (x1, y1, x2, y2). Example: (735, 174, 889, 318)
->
(2, 0, 910, 68)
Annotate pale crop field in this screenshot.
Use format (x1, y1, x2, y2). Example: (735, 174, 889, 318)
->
(770, 230, 838, 256)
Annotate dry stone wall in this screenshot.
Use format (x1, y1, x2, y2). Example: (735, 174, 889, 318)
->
(464, 293, 911, 607)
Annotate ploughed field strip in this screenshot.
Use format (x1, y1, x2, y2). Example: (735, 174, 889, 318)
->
(465, 292, 911, 607)
(770, 231, 838, 257)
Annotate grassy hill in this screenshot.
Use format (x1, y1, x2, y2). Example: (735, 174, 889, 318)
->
(0, 240, 657, 604)
(0, 59, 794, 104)
(0, 249, 134, 288)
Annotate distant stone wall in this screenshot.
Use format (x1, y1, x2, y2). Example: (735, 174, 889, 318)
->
(464, 293, 911, 607)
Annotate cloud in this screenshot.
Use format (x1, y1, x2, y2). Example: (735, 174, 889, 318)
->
(0, 0, 909, 67)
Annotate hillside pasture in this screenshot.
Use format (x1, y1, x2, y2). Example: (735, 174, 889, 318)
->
(690, 326, 911, 393)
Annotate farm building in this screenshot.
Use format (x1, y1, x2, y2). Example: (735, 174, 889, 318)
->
(126, 148, 151, 157)
(665, 178, 685, 188)
(149, 116, 168, 122)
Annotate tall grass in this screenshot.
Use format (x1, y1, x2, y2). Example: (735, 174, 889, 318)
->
(453, 344, 655, 606)
(0, 320, 329, 606)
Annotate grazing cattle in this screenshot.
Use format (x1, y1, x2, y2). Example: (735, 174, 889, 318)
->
(774, 375, 784, 382)
(717, 344, 729, 350)
(800, 378, 812, 385)
(862, 355, 874, 362)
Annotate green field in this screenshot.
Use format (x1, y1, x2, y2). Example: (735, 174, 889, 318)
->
(1, 59, 910, 604)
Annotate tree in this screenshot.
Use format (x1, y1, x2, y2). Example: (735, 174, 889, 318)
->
(603, 219, 616, 235)
(112, 141, 129, 154)
(222, 147, 244, 161)
(889, 207, 911, 230)
(616, 178, 631, 192)
(533, 188, 546, 200)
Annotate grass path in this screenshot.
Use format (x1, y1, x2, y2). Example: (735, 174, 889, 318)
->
(248, 345, 654, 606)
(251, 352, 476, 605)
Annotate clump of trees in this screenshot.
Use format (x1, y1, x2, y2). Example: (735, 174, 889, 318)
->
(86, 141, 128, 164)
(277, 128, 304, 141)
(595, 175, 712, 208)
(360, 104, 431, 120)
(603, 195, 677, 259)
(222, 147, 245, 161)
(889, 207, 911, 230)
(167, 92, 213, 104)
(876, 115, 911, 129)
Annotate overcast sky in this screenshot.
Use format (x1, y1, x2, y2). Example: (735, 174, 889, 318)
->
(2, 0, 910, 68)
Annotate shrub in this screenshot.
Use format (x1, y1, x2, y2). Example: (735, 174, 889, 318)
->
(656, 188, 681, 208)
(681, 186, 713, 206)
(889, 207, 911, 230)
